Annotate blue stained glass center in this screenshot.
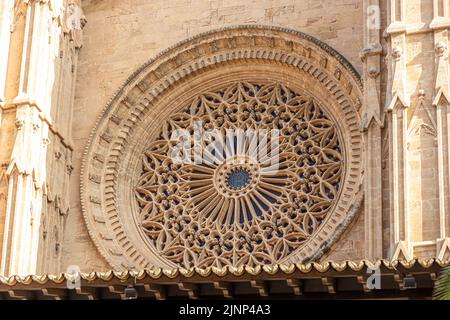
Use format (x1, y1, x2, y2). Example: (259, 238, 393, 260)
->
(227, 169, 251, 190)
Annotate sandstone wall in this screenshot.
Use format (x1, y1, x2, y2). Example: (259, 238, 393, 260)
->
(66, 0, 365, 271)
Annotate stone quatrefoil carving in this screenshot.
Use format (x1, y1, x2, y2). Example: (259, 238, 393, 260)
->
(135, 82, 343, 268)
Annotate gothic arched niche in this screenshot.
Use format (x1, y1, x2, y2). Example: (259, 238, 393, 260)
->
(81, 26, 363, 270)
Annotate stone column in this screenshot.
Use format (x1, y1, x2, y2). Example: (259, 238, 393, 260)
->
(361, 0, 383, 260)
(385, 0, 413, 261)
(431, 0, 450, 261)
(0, 0, 84, 276)
(0, 0, 14, 268)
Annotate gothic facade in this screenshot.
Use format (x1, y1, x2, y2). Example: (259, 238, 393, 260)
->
(0, 0, 450, 299)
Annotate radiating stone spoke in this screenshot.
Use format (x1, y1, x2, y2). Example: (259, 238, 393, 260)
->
(135, 82, 343, 268)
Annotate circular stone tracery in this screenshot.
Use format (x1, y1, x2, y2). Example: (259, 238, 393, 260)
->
(81, 26, 364, 271)
(135, 82, 344, 268)
(214, 157, 260, 197)
(227, 169, 251, 190)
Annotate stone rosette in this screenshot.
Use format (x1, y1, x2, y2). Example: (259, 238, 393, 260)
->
(80, 25, 364, 271)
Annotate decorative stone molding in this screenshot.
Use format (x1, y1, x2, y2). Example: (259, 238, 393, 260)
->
(80, 25, 363, 270)
(135, 81, 346, 268)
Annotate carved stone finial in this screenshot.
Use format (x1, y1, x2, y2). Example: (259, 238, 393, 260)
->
(65, 1, 87, 48)
(435, 41, 447, 57)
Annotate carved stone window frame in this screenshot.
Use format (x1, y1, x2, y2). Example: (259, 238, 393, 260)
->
(80, 25, 364, 271)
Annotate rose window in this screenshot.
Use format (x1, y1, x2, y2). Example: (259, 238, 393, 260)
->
(135, 82, 343, 268)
